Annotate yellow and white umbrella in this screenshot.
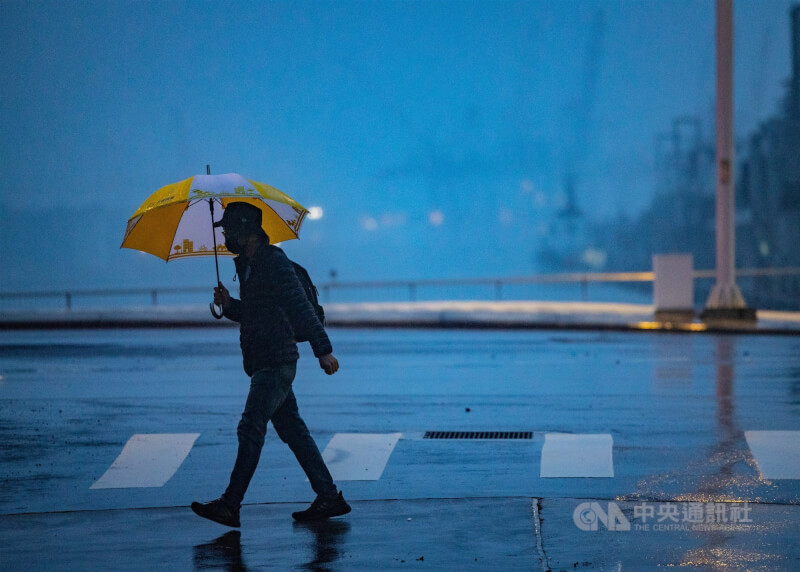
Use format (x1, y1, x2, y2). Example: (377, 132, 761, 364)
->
(122, 171, 308, 262)
(121, 170, 309, 317)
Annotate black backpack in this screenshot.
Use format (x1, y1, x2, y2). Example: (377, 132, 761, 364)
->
(290, 260, 326, 341)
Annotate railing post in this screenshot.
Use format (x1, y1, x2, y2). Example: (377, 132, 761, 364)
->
(65, 292, 72, 310)
(151, 290, 158, 306)
(581, 279, 588, 302)
(495, 280, 503, 300)
(409, 283, 416, 302)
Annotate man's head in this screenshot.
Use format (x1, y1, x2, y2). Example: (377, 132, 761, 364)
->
(213, 202, 268, 254)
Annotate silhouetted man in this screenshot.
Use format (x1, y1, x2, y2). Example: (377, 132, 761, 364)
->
(191, 201, 350, 526)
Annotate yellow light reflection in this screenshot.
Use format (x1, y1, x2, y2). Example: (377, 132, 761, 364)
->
(633, 321, 708, 332)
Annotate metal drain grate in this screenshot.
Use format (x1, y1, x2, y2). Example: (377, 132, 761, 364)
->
(423, 431, 533, 440)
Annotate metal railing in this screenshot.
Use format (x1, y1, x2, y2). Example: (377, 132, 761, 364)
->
(317, 270, 656, 302)
(3, 267, 798, 310)
(2, 286, 211, 310)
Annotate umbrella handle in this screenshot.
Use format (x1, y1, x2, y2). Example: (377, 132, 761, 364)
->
(210, 302, 224, 319)
(208, 195, 224, 320)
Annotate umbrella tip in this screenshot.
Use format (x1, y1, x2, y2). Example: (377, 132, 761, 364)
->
(206, 164, 211, 175)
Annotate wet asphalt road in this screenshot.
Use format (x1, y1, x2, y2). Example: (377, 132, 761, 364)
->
(1, 328, 799, 570)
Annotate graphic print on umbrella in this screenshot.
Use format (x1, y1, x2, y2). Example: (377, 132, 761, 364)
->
(121, 169, 309, 316)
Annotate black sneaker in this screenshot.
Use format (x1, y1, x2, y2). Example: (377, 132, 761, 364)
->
(292, 492, 351, 522)
(191, 498, 241, 528)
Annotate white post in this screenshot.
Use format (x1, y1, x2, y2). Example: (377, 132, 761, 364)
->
(703, 0, 755, 322)
(653, 254, 695, 322)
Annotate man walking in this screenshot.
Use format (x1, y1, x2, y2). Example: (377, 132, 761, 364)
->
(191, 201, 350, 526)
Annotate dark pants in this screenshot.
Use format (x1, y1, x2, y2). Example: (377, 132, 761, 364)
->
(221, 362, 337, 508)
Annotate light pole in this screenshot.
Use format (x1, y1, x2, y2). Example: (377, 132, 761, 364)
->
(702, 0, 756, 323)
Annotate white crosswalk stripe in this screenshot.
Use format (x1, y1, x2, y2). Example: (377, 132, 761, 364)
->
(540, 433, 614, 478)
(321, 433, 403, 481)
(745, 430, 800, 479)
(90, 433, 200, 489)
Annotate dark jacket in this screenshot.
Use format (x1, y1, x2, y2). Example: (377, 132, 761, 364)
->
(223, 242, 332, 375)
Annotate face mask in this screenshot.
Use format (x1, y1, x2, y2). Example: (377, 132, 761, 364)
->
(224, 232, 242, 254)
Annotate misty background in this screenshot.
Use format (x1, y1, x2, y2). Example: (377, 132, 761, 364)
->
(1, 0, 796, 298)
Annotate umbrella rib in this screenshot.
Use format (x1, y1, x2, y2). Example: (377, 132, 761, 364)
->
(128, 196, 198, 224)
(165, 202, 192, 262)
(187, 197, 221, 209)
(121, 215, 142, 247)
(295, 208, 308, 236)
(262, 201, 301, 241)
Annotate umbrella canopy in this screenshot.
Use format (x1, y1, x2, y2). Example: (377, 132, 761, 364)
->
(121, 173, 308, 262)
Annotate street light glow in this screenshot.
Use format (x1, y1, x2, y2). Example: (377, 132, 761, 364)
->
(361, 216, 378, 231)
(428, 210, 444, 226)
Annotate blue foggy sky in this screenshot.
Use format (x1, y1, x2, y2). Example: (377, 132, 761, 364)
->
(1, 0, 797, 292)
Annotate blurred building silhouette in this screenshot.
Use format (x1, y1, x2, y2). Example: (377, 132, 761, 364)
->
(736, 4, 800, 308)
(546, 4, 800, 310)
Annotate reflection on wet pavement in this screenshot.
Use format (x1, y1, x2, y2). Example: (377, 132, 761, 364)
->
(673, 337, 774, 570)
(194, 531, 246, 571)
(292, 519, 351, 571)
(191, 518, 351, 571)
